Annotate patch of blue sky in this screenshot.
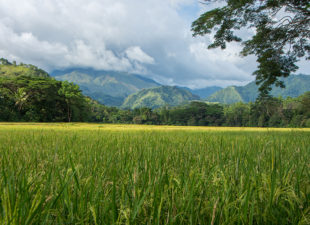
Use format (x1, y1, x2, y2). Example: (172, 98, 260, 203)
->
(177, 3, 201, 24)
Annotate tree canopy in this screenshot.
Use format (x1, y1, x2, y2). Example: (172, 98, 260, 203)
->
(192, 0, 310, 95)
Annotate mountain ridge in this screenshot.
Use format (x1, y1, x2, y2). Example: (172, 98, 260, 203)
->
(180, 86, 223, 99)
(53, 68, 160, 106)
(207, 74, 310, 104)
(52, 68, 310, 107)
(52, 68, 221, 106)
(122, 86, 200, 109)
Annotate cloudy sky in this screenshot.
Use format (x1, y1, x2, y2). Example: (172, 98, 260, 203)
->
(0, 0, 308, 89)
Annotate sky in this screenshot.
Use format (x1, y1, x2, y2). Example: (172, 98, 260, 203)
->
(0, 0, 308, 89)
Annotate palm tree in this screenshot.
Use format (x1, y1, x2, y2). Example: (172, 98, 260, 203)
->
(13, 88, 29, 112)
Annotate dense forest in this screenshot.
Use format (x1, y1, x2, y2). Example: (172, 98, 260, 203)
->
(1, 59, 309, 127)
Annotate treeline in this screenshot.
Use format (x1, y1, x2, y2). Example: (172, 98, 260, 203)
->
(0, 75, 89, 122)
(0, 59, 309, 127)
(0, 59, 89, 122)
(89, 94, 310, 127)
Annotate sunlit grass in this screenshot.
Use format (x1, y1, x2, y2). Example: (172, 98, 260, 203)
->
(1, 122, 309, 131)
(0, 123, 309, 224)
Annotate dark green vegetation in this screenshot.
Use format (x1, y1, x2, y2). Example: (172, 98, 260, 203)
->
(89, 95, 310, 127)
(122, 86, 200, 109)
(0, 126, 309, 224)
(0, 59, 89, 122)
(192, 0, 310, 95)
(1, 59, 310, 127)
(53, 68, 159, 106)
(208, 74, 310, 104)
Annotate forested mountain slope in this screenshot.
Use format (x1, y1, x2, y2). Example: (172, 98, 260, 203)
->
(122, 86, 200, 109)
(207, 75, 310, 104)
(53, 68, 159, 106)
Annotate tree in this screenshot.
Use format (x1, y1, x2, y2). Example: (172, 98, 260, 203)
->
(0, 58, 12, 65)
(58, 81, 86, 122)
(297, 91, 310, 126)
(224, 102, 250, 126)
(192, 0, 310, 95)
(12, 88, 30, 112)
(249, 96, 284, 126)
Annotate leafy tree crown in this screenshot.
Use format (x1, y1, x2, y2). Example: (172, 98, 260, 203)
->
(192, 0, 310, 96)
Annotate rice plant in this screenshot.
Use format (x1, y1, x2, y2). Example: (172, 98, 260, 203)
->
(0, 123, 309, 224)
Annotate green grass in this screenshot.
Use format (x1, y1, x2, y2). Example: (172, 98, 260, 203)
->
(0, 124, 309, 224)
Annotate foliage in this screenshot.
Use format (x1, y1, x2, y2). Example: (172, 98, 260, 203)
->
(58, 81, 88, 122)
(0, 59, 89, 122)
(192, 0, 310, 95)
(159, 101, 224, 126)
(224, 102, 250, 126)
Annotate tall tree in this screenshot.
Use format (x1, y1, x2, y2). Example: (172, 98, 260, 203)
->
(58, 81, 86, 122)
(192, 0, 310, 95)
(12, 88, 29, 112)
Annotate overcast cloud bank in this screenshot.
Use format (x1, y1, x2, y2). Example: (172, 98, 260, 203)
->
(0, 0, 308, 88)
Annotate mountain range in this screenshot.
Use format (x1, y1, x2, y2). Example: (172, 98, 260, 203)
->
(207, 74, 310, 104)
(52, 69, 310, 108)
(52, 68, 220, 106)
(53, 68, 160, 106)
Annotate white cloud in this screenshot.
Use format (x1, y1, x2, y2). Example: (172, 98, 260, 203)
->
(0, 0, 183, 74)
(125, 46, 155, 64)
(0, 0, 307, 88)
(64, 40, 134, 72)
(189, 41, 255, 81)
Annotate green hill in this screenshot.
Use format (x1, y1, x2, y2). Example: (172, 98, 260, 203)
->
(122, 86, 200, 109)
(190, 86, 222, 98)
(207, 74, 310, 104)
(53, 68, 160, 106)
(179, 86, 222, 99)
(207, 86, 243, 104)
(0, 59, 91, 122)
(0, 58, 49, 78)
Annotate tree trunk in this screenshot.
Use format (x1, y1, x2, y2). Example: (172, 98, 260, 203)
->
(67, 103, 71, 122)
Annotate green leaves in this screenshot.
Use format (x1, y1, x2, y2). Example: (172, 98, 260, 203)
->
(0, 59, 89, 122)
(192, 0, 310, 94)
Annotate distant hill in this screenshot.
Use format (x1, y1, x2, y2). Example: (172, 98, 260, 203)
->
(52, 68, 160, 106)
(122, 86, 200, 109)
(190, 86, 223, 98)
(207, 74, 310, 104)
(207, 86, 243, 104)
(0, 58, 49, 78)
(179, 86, 222, 99)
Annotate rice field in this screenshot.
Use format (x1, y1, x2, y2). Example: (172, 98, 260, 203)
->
(0, 123, 309, 224)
